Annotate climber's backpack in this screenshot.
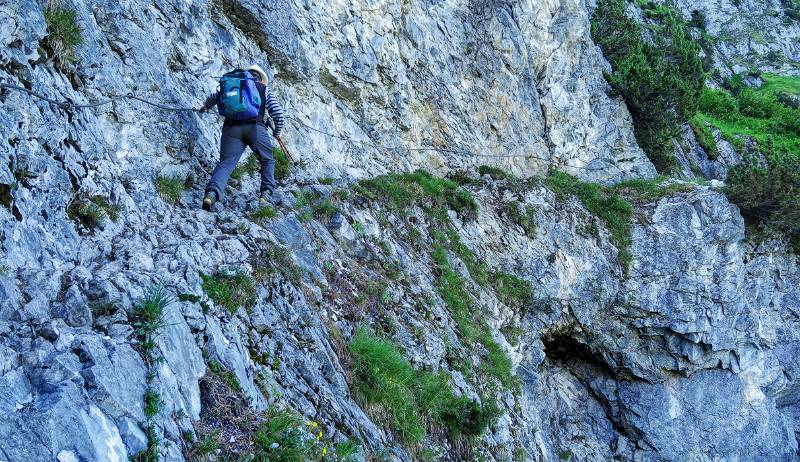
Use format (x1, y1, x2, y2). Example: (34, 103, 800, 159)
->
(216, 70, 262, 120)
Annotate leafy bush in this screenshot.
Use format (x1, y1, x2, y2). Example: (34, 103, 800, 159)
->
(546, 171, 633, 271)
(349, 329, 498, 445)
(43, 2, 82, 64)
(201, 271, 257, 314)
(592, 0, 705, 171)
(154, 175, 184, 204)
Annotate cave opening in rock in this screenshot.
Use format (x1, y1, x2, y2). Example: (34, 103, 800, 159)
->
(542, 334, 615, 375)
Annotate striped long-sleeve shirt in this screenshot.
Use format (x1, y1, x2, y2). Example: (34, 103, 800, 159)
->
(203, 82, 285, 137)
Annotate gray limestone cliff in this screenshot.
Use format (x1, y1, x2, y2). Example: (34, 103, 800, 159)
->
(0, 0, 798, 461)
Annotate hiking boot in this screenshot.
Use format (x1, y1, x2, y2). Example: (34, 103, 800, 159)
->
(202, 191, 217, 211)
(259, 190, 276, 206)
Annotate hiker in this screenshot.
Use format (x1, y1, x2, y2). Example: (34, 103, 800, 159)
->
(197, 65, 285, 211)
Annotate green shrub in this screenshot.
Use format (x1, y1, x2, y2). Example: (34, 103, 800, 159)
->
(726, 153, 800, 251)
(154, 175, 184, 204)
(546, 171, 633, 271)
(349, 329, 498, 445)
(43, 2, 82, 64)
(693, 81, 800, 250)
(201, 272, 257, 314)
(591, 0, 705, 172)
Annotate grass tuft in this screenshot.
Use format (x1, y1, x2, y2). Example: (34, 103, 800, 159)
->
(154, 175, 184, 204)
(546, 171, 633, 272)
(201, 272, 257, 314)
(490, 271, 534, 312)
(43, 2, 82, 65)
(250, 205, 278, 222)
(356, 169, 478, 220)
(68, 195, 120, 228)
(349, 329, 498, 446)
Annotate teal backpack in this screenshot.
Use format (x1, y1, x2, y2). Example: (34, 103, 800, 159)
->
(216, 70, 262, 120)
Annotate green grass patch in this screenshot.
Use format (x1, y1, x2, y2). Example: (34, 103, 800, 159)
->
(250, 205, 278, 222)
(546, 171, 633, 272)
(477, 165, 511, 180)
(506, 202, 537, 236)
(355, 169, 478, 220)
(612, 176, 696, 204)
(349, 329, 498, 446)
(695, 84, 800, 250)
(68, 195, 121, 228)
(273, 147, 291, 182)
(43, 2, 82, 65)
(254, 246, 304, 285)
(293, 189, 341, 222)
(489, 271, 534, 312)
(154, 175, 184, 204)
(760, 73, 800, 96)
(201, 272, 257, 314)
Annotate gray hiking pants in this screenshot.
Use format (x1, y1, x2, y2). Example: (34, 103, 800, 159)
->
(205, 122, 275, 199)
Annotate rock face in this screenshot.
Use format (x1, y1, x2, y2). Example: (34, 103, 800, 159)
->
(658, 0, 800, 77)
(0, 0, 798, 461)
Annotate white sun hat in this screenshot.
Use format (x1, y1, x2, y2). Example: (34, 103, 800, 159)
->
(243, 64, 269, 84)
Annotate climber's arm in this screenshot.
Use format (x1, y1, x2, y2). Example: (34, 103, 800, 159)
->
(264, 90, 285, 138)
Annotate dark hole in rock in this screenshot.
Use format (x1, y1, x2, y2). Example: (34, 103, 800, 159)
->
(0, 184, 12, 210)
(542, 334, 614, 375)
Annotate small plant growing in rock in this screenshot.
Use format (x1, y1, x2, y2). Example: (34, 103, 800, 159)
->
(250, 205, 278, 222)
(131, 285, 172, 462)
(253, 246, 304, 285)
(477, 164, 511, 180)
(143, 389, 164, 419)
(154, 175, 185, 204)
(349, 328, 499, 446)
(42, 1, 82, 65)
(273, 146, 292, 182)
(201, 271, 257, 314)
(68, 195, 121, 228)
(490, 271, 534, 312)
(231, 154, 260, 181)
(208, 361, 241, 392)
(506, 202, 537, 237)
